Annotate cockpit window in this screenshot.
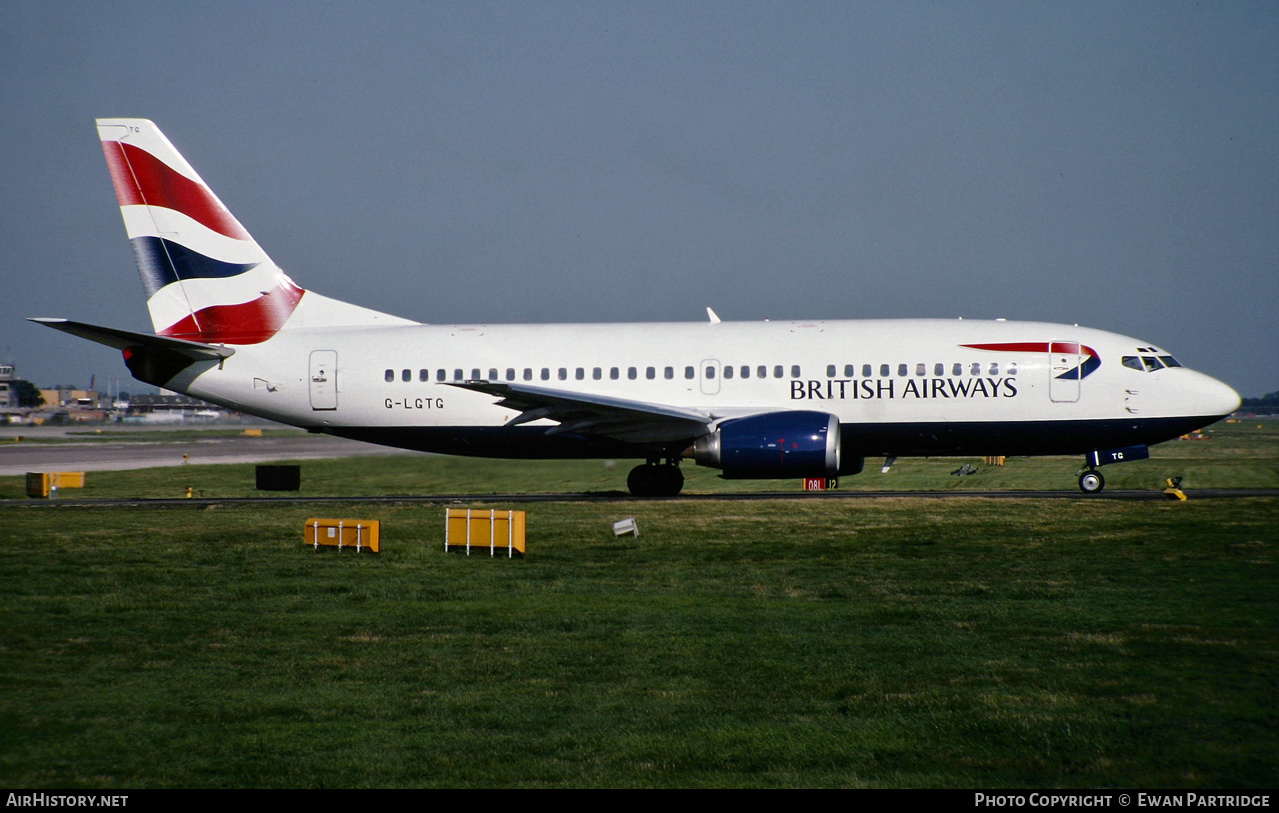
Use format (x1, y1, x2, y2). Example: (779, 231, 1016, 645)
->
(1124, 354, 1181, 373)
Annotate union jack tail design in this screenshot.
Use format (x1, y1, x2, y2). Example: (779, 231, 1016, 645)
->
(97, 118, 304, 344)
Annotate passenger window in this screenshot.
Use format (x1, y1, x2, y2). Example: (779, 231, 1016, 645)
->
(757, 366, 767, 379)
(593, 368, 602, 380)
(844, 364, 855, 377)
(609, 367, 619, 380)
(953, 363, 962, 376)
(575, 368, 585, 381)
(686, 366, 696, 379)
(401, 369, 411, 382)
(934, 363, 944, 376)
(384, 369, 394, 383)
(505, 368, 515, 381)
(863, 364, 872, 377)
(472, 368, 481, 380)
(628, 367, 637, 380)
(665, 367, 675, 380)
(741, 366, 750, 379)
(437, 369, 446, 382)
(646, 367, 656, 380)
(705, 365, 716, 379)
(791, 365, 801, 378)
(488, 368, 498, 380)
(898, 364, 908, 377)
(1008, 364, 1018, 376)
(971, 363, 981, 376)
(880, 364, 890, 377)
(558, 368, 568, 381)
(541, 368, 550, 381)
(989, 362, 999, 376)
(915, 363, 926, 376)
(453, 369, 463, 381)
(419, 369, 429, 382)
(774, 365, 784, 378)
(524, 368, 533, 381)
(826, 364, 836, 377)
(723, 366, 733, 379)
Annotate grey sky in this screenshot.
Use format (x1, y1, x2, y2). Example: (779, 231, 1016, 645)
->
(2, 1, 1276, 397)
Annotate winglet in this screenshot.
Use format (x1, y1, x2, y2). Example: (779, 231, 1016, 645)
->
(707, 307, 721, 324)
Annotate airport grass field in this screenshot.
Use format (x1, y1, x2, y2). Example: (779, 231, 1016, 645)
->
(2, 418, 1277, 500)
(0, 421, 1275, 787)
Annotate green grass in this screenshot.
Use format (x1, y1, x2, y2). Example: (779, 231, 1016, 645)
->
(0, 418, 1275, 787)
(0, 497, 1275, 788)
(1, 418, 1275, 501)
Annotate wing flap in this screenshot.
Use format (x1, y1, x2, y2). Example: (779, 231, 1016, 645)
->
(445, 381, 712, 444)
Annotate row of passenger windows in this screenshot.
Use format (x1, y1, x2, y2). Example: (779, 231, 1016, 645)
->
(822, 362, 1016, 378)
(386, 366, 754, 383)
(384, 361, 1017, 383)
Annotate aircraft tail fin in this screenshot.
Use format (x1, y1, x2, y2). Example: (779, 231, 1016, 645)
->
(97, 118, 305, 344)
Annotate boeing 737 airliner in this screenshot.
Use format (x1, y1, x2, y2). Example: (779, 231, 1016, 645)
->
(33, 119, 1241, 495)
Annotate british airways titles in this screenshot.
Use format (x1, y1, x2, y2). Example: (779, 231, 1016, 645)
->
(791, 375, 1019, 401)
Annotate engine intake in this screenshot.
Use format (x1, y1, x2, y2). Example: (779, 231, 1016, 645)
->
(692, 411, 842, 479)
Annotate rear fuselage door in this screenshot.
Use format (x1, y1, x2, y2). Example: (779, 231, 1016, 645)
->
(309, 349, 338, 410)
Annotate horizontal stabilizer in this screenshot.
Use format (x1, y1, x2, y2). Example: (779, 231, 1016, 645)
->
(29, 318, 235, 360)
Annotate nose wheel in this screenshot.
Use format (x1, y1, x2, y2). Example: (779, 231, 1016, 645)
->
(1078, 469, 1105, 494)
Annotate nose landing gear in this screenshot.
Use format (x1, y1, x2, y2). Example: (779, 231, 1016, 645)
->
(1078, 445, 1148, 494)
(1078, 469, 1105, 494)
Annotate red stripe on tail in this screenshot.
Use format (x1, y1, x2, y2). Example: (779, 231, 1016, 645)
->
(101, 141, 250, 241)
(159, 280, 304, 345)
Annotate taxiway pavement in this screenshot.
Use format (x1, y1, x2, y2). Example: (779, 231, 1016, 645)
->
(0, 425, 415, 476)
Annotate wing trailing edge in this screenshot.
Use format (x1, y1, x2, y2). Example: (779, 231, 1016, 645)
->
(445, 380, 713, 444)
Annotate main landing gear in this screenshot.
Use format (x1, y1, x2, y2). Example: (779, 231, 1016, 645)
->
(1078, 468, 1105, 494)
(627, 459, 685, 497)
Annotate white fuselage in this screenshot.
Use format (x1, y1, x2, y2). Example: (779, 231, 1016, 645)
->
(168, 315, 1239, 461)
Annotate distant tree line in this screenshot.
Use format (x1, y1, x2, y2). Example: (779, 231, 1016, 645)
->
(1241, 391, 1279, 415)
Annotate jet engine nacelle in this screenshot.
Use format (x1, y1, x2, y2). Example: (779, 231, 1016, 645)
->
(692, 410, 842, 479)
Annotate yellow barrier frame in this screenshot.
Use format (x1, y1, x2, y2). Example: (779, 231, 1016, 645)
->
(445, 508, 526, 557)
(304, 518, 380, 553)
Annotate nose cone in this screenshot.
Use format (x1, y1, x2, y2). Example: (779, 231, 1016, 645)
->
(1196, 373, 1242, 418)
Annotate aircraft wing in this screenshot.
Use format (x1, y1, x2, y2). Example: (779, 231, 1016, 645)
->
(445, 380, 713, 444)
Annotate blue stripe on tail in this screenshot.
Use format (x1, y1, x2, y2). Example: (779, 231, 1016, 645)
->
(130, 236, 259, 298)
